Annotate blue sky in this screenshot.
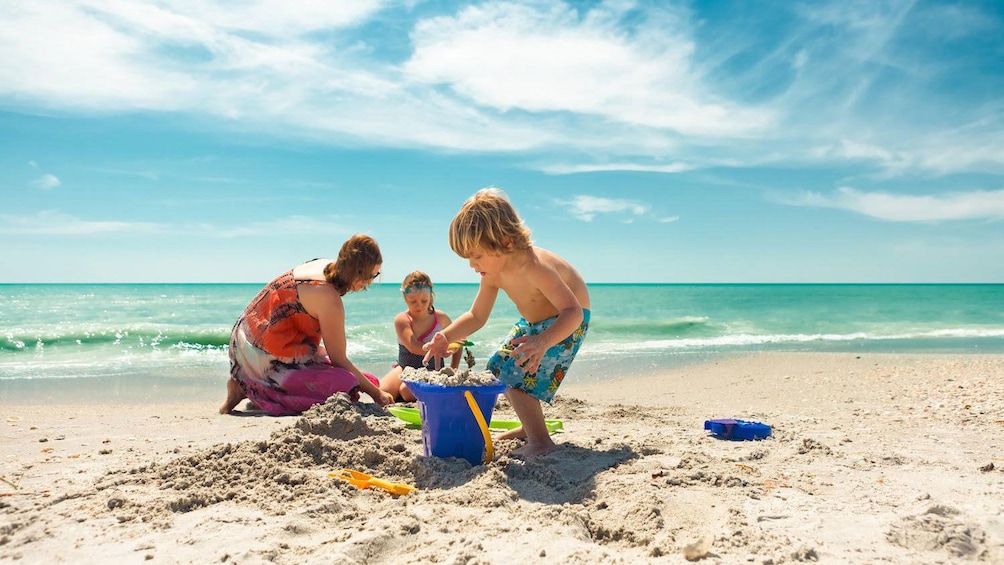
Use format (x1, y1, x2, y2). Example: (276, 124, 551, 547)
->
(2, 0, 1003, 283)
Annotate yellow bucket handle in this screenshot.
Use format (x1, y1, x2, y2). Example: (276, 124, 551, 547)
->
(463, 390, 493, 464)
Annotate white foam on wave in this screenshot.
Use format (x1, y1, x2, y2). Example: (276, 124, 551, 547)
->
(583, 327, 1004, 353)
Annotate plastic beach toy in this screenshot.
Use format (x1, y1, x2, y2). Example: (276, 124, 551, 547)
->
(464, 390, 494, 464)
(403, 379, 506, 466)
(704, 419, 772, 441)
(447, 339, 475, 353)
(330, 469, 417, 495)
(386, 406, 564, 434)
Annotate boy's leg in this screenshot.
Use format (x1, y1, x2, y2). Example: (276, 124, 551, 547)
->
(505, 388, 556, 457)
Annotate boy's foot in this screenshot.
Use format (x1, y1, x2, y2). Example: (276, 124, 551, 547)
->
(219, 379, 245, 414)
(497, 425, 527, 441)
(511, 439, 557, 458)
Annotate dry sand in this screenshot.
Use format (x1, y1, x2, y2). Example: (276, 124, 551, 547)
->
(1, 352, 1002, 564)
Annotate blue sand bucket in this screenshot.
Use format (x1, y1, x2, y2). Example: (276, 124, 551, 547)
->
(403, 380, 506, 465)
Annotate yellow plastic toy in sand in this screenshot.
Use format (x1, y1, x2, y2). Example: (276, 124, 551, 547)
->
(329, 469, 417, 496)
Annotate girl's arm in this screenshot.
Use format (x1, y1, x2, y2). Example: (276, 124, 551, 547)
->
(395, 312, 426, 356)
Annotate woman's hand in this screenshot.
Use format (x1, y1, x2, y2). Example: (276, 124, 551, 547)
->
(370, 388, 394, 407)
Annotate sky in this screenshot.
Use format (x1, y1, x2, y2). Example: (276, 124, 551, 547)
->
(2, 0, 1004, 284)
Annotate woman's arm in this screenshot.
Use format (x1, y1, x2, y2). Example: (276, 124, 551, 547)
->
(301, 284, 393, 406)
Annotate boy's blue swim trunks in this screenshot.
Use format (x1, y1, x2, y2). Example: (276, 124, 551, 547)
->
(486, 309, 590, 403)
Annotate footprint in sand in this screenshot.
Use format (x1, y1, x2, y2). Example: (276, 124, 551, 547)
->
(886, 504, 989, 559)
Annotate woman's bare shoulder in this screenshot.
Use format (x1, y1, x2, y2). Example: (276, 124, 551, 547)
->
(297, 281, 341, 315)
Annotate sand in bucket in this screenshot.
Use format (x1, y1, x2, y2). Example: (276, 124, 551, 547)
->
(402, 368, 505, 466)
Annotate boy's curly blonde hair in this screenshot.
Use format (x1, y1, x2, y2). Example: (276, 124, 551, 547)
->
(448, 188, 532, 258)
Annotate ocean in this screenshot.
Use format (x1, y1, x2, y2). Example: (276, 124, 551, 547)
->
(2, 284, 1003, 403)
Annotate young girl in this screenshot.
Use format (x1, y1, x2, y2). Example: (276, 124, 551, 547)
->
(379, 271, 461, 401)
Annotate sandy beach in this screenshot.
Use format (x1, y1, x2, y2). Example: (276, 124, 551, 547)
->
(2, 352, 1002, 564)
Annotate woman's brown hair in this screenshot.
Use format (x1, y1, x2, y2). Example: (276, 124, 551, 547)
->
(323, 234, 382, 295)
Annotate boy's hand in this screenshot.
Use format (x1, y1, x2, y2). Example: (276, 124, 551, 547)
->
(509, 334, 545, 375)
(422, 331, 451, 369)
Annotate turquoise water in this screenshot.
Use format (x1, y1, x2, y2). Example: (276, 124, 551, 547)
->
(2, 284, 1003, 401)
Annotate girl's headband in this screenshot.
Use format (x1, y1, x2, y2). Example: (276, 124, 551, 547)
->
(401, 284, 432, 294)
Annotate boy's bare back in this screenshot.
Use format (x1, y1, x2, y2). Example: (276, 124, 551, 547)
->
(487, 246, 590, 325)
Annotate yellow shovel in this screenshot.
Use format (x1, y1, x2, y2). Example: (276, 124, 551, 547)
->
(329, 469, 417, 496)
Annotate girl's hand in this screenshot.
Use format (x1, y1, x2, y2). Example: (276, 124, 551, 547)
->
(509, 334, 546, 375)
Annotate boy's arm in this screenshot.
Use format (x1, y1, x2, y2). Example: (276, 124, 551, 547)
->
(438, 313, 464, 369)
(424, 284, 498, 363)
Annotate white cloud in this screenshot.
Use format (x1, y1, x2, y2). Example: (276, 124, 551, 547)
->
(0, 211, 164, 235)
(0, 0, 1001, 178)
(31, 174, 61, 190)
(165, 0, 386, 36)
(558, 195, 651, 222)
(810, 131, 1004, 178)
(782, 186, 1004, 222)
(213, 215, 351, 238)
(540, 162, 693, 175)
(0, 211, 352, 237)
(0, 3, 189, 109)
(405, 2, 772, 137)
(0, 1, 391, 113)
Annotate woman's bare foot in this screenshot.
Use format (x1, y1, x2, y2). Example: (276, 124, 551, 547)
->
(219, 378, 245, 414)
(511, 438, 556, 458)
(497, 425, 527, 441)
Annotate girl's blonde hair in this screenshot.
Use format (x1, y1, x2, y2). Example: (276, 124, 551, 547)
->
(448, 188, 532, 258)
(323, 234, 382, 295)
(401, 270, 435, 314)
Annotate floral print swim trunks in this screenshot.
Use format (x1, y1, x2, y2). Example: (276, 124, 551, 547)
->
(486, 309, 590, 403)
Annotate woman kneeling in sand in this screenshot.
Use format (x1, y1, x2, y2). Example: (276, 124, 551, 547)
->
(221, 234, 394, 416)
